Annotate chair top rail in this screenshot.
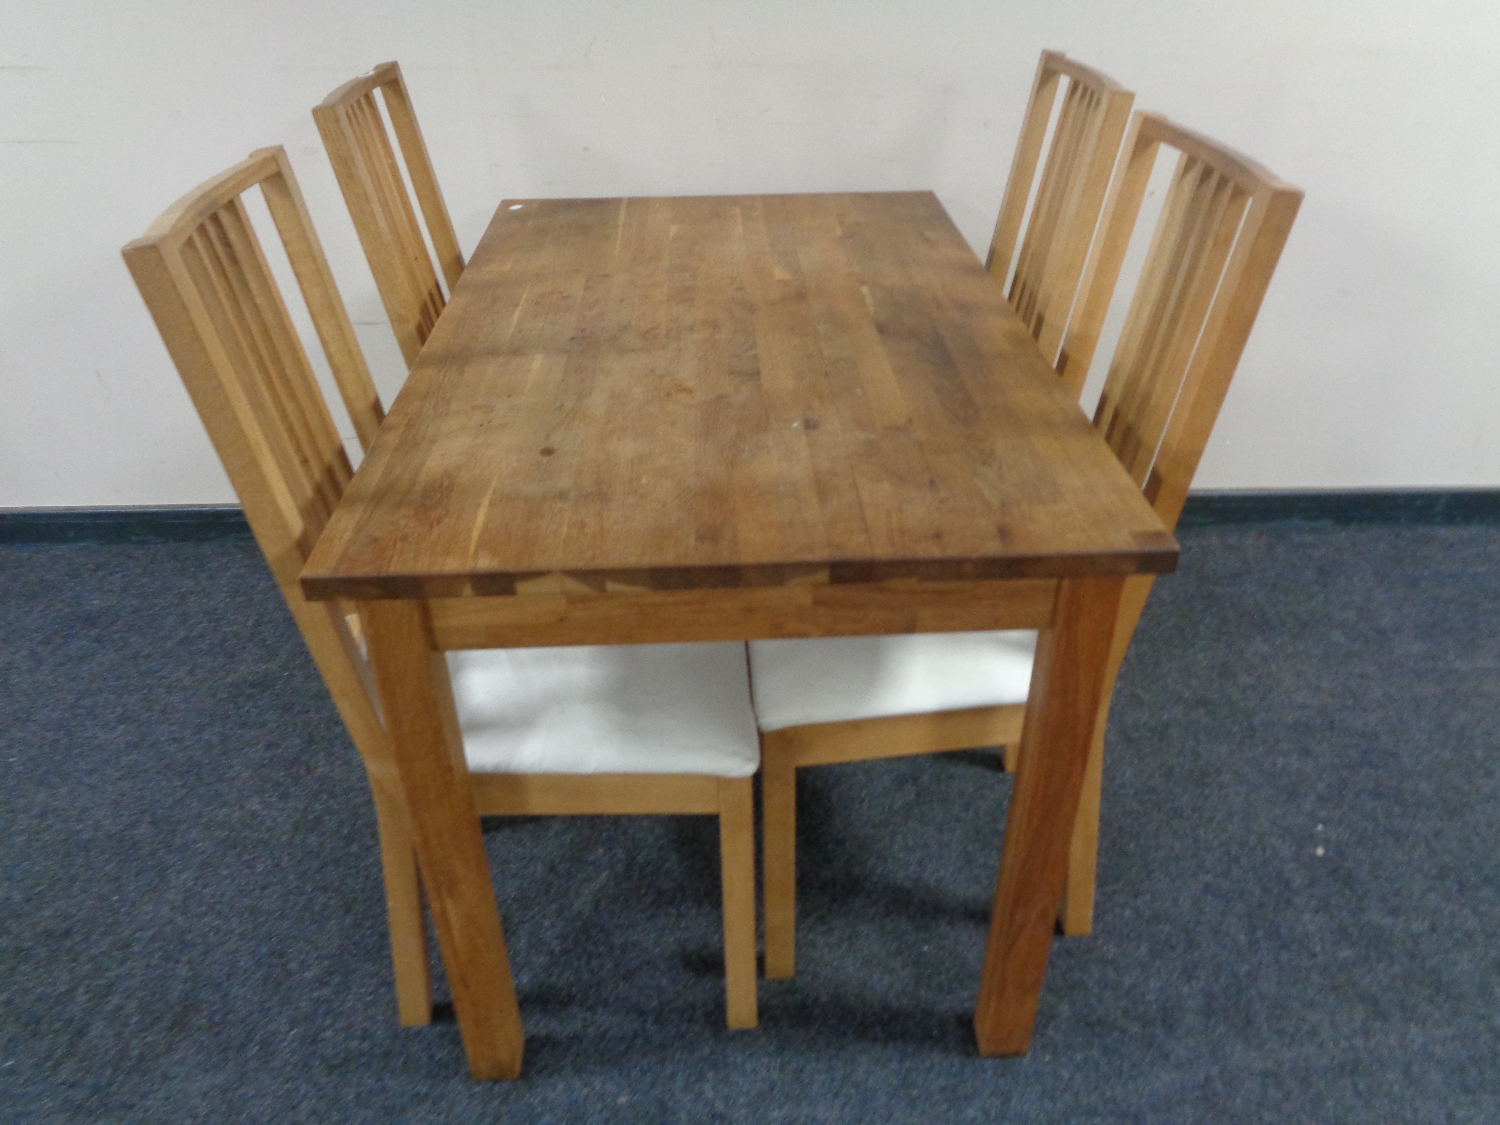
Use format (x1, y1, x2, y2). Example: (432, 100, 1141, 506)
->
(124, 148, 284, 253)
(1134, 113, 1297, 194)
(315, 60, 402, 112)
(1042, 49, 1130, 95)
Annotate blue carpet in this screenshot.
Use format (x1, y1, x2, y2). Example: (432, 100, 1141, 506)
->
(2, 526, 1497, 1121)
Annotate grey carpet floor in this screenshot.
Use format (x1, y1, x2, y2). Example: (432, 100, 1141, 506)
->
(2, 525, 1497, 1122)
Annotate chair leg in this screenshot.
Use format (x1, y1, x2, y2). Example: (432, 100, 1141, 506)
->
(370, 780, 432, 1026)
(718, 777, 758, 1029)
(761, 745, 798, 980)
(1058, 573, 1149, 936)
(1001, 742, 1020, 773)
(1059, 718, 1105, 936)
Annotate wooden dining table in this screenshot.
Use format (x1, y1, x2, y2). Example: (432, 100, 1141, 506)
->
(300, 189, 1178, 1080)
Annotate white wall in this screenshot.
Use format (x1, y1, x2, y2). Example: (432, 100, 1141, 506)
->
(4, 0, 1498, 507)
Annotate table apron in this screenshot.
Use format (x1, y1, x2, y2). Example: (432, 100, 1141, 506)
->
(425, 578, 1060, 650)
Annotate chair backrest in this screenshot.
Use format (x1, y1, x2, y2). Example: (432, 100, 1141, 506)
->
(1059, 113, 1303, 529)
(986, 51, 1134, 381)
(122, 146, 389, 768)
(314, 61, 465, 369)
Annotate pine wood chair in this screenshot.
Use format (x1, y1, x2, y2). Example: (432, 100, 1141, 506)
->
(752, 113, 1302, 977)
(986, 50, 1134, 387)
(313, 61, 465, 369)
(122, 147, 760, 1032)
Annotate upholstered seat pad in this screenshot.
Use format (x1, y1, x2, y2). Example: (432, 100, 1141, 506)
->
(748, 630, 1038, 732)
(448, 641, 760, 777)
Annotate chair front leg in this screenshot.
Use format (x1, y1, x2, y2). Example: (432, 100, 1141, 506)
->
(760, 733, 799, 979)
(718, 776, 758, 1028)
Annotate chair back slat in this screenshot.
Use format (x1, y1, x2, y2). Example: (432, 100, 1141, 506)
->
(123, 147, 390, 761)
(380, 69, 466, 290)
(1008, 80, 1088, 325)
(1065, 114, 1303, 527)
(351, 89, 446, 341)
(315, 61, 464, 370)
(174, 196, 347, 559)
(261, 152, 385, 451)
(987, 51, 1134, 387)
(1108, 164, 1246, 487)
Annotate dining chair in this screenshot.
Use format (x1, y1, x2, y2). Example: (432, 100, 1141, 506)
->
(122, 146, 760, 1032)
(986, 50, 1134, 387)
(313, 61, 465, 369)
(752, 112, 1302, 976)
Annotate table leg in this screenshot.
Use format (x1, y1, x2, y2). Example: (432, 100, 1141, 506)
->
(360, 600, 525, 1081)
(973, 575, 1125, 1056)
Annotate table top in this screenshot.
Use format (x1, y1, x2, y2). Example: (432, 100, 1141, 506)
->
(302, 191, 1176, 603)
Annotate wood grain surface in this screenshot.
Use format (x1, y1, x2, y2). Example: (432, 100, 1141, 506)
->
(301, 192, 1176, 603)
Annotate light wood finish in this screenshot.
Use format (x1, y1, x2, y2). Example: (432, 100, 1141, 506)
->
(987, 51, 1133, 391)
(1058, 571, 1152, 932)
(470, 772, 725, 815)
(303, 193, 1175, 602)
(464, 757, 759, 1023)
(763, 706, 1027, 771)
(1079, 114, 1303, 526)
(974, 575, 1124, 1054)
(121, 146, 421, 1028)
(760, 703, 1025, 979)
(717, 777, 759, 1030)
(422, 578, 1060, 648)
(359, 598, 524, 1079)
(124, 154, 759, 1080)
(299, 190, 1178, 1072)
(1050, 113, 1302, 934)
(314, 61, 464, 369)
(758, 117, 1302, 988)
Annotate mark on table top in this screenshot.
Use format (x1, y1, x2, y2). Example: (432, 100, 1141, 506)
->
(506, 286, 531, 342)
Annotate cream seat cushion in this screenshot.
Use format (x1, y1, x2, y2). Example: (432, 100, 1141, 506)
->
(448, 641, 759, 777)
(748, 630, 1038, 732)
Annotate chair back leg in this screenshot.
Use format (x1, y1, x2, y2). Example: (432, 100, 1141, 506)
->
(1059, 572, 1156, 934)
(370, 779, 433, 1024)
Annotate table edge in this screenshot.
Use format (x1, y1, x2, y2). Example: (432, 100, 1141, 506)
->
(300, 542, 1179, 603)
